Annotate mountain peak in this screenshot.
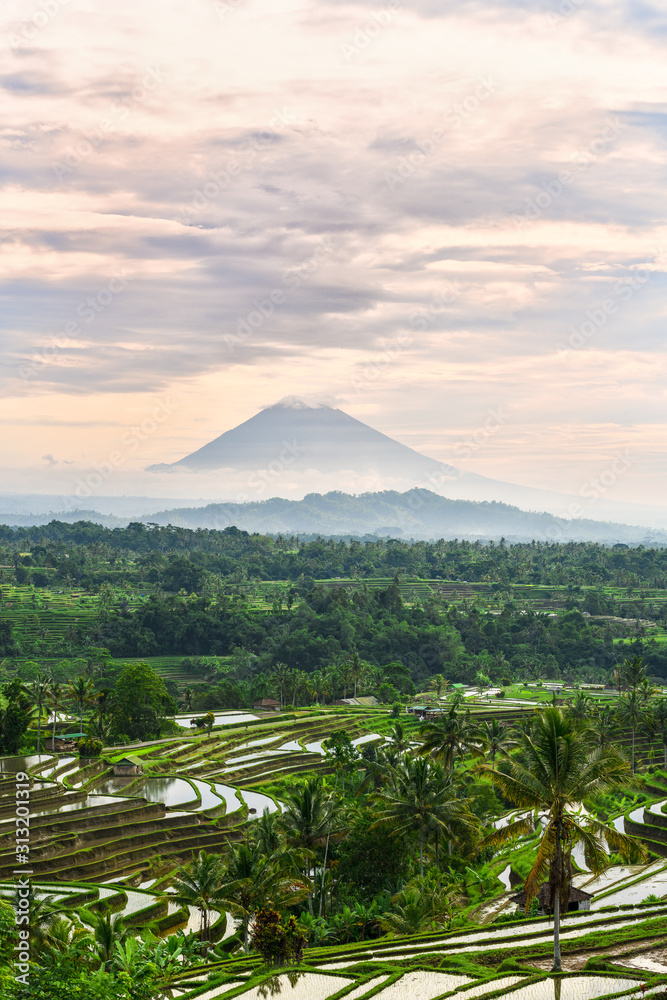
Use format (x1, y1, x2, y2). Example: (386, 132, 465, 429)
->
(265, 395, 334, 411)
(147, 398, 445, 479)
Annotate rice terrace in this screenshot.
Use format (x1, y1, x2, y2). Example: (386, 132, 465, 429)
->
(4, 525, 667, 996)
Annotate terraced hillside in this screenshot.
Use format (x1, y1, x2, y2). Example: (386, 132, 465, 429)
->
(8, 707, 667, 991)
(0, 709, 390, 883)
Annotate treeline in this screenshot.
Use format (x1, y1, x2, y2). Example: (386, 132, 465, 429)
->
(90, 583, 666, 685)
(1, 519, 667, 589)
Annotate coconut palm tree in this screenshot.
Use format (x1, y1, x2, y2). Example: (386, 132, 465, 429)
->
(49, 679, 64, 750)
(621, 655, 647, 692)
(346, 653, 366, 699)
(92, 687, 113, 739)
(219, 841, 309, 951)
(270, 661, 290, 708)
(616, 690, 648, 773)
(171, 849, 226, 945)
(428, 673, 448, 700)
(419, 700, 478, 774)
(90, 908, 132, 972)
(594, 705, 619, 749)
(281, 779, 333, 853)
(29, 673, 49, 752)
(567, 690, 593, 722)
(68, 675, 95, 732)
(638, 677, 658, 707)
(372, 756, 477, 875)
(475, 718, 515, 790)
(41, 916, 91, 964)
(305, 670, 319, 705)
(479, 707, 643, 972)
(11, 885, 61, 954)
(251, 806, 283, 856)
(387, 721, 410, 757)
(381, 871, 464, 936)
(652, 699, 667, 768)
(281, 778, 332, 913)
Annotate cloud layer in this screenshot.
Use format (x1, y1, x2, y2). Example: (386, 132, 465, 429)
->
(1, 0, 666, 505)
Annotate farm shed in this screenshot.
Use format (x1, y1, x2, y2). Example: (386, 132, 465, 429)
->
(111, 754, 144, 776)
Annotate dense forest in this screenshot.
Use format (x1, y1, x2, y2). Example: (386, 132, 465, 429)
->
(1, 522, 667, 698)
(3, 520, 667, 587)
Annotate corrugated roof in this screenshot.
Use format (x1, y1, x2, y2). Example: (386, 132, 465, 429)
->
(114, 754, 145, 767)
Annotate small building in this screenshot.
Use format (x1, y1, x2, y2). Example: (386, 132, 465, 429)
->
(111, 754, 144, 777)
(423, 707, 448, 721)
(510, 883, 593, 916)
(43, 735, 77, 752)
(253, 698, 281, 712)
(407, 705, 428, 715)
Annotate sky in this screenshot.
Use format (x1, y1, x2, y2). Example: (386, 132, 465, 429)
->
(1, 0, 667, 506)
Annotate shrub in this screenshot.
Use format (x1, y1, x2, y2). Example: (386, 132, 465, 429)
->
(251, 908, 306, 966)
(496, 957, 529, 972)
(76, 737, 103, 757)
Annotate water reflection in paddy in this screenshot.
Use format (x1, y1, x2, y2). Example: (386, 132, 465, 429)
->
(31, 794, 127, 816)
(241, 787, 281, 815)
(0, 754, 53, 772)
(38, 756, 77, 777)
(92, 776, 199, 807)
(174, 713, 258, 729)
(190, 779, 224, 810)
(136, 777, 198, 807)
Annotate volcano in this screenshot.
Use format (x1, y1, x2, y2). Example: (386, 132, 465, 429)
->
(146, 397, 667, 528)
(148, 396, 455, 482)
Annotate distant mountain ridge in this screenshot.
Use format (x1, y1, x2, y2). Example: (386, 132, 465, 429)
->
(135, 489, 667, 544)
(145, 397, 667, 530)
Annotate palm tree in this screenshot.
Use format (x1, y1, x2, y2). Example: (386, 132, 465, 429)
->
(419, 700, 478, 774)
(652, 699, 667, 768)
(382, 872, 464, 936)
(567, 690, 593, 722)
(41, 916, 91, 964)
(638, 677, 658, 707)
(428, 673, 448, 700)
(387, 721, 410, 757)
(93, 687, 113, 739)
(251, 806, 283, 856)
(49, 680, 64, 750)
(68, 675, 95, 732)
(219, 841, 309, 951)
(11, 885, 61, 954)
(270, 661, 290, 708)
(372, 756, 476, 875)
(281, 778, 332, 914)
(594, 705, 618, 749)
(183, 687, 194, 712)
(308, 670, 324, 705)
(479, 707, 643, 972)
(29, 673, 49, 752)
(380, 889, 435, 935)
(616, 690, 648, 773)
(621, 655, 647, 691)
(476, 718, 514, 789)
(171, 849, 226, 945)
(90, 908, 132, 972)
